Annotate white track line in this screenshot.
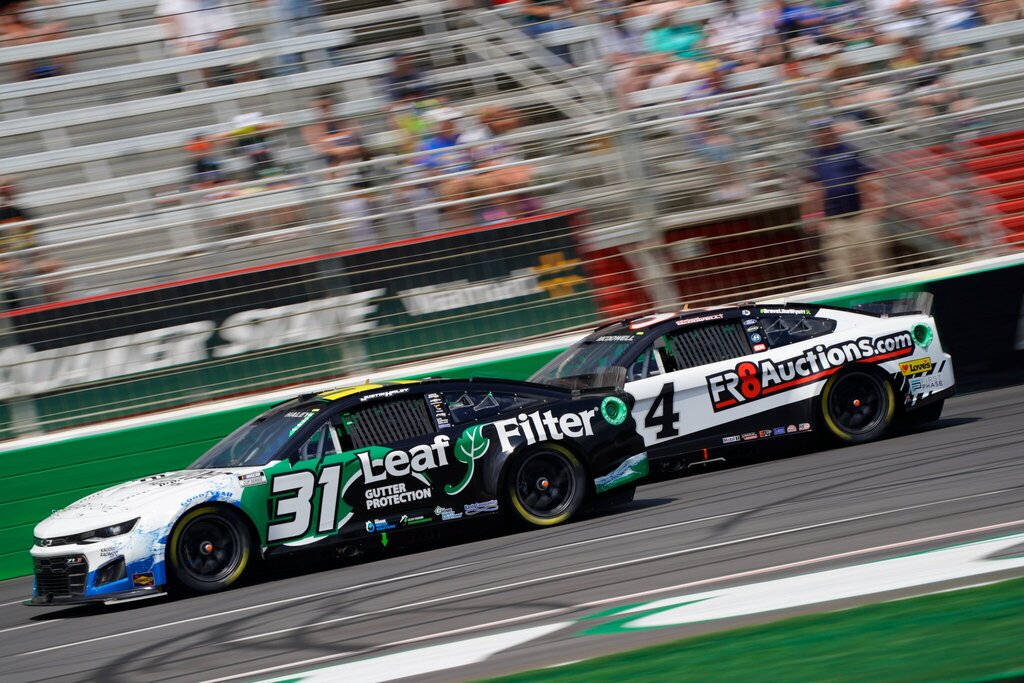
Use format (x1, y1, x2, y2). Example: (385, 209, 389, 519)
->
(0, 511, 745, 651)
(213, 488, 1020, 645)
(0, 620, 62, 634)
(13, 487, 1019, 658)
(0, 599, 28, 607)
(204, 517, 1024, 683)
(9, 562, 475, 657)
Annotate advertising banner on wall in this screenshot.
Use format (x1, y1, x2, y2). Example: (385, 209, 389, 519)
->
(0, 211, 599, 435)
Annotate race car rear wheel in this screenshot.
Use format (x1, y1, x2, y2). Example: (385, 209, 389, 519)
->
(505, 445, 586, 527)
(168, 505, 251, 593)
(821, 369, 895, 444)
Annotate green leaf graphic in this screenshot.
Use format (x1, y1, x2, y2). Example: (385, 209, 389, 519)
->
(445, 424, 492, 495)
(458, 425, 490, 461)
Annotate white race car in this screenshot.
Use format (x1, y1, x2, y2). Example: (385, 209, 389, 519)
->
(531, 296, 953, 466)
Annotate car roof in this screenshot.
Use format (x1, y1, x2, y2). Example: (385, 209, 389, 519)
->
(584, 302, 824, 341)
(317, 380, 422, 402)
(268, 377, 573, 414)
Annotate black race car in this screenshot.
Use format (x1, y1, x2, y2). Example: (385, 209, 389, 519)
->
(31, 378, 647, 602)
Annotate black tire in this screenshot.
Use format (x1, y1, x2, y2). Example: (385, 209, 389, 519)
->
(168, 505, 252, 593)
(820, 369, 895, 444)
(505, 445, 587, 527)
(905, 399, 945, 427)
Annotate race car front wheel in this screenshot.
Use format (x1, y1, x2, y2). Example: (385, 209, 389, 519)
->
(505, 445, 586, 527)
(821, 369, 895, 444)
(168, 505, 252, 594)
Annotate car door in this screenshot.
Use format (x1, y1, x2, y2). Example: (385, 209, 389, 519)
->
(264, 414, 349, 547)
(625, 319, 755, 458)
(334, 392, 452, 533)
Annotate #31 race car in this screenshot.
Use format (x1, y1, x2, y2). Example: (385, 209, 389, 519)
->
(29, 378, 646, 605)
(530, 295, 954, 467)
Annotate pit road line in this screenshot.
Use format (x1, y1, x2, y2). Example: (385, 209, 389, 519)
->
(204, 518, 1024, 683)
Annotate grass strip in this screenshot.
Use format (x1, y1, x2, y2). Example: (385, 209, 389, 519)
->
(488, 576, 1024, 682)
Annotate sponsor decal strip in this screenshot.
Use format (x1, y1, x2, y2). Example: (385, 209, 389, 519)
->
(709, 333, 915, 411)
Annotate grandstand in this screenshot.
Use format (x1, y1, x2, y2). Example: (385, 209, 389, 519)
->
(2, 0, 1024, 438)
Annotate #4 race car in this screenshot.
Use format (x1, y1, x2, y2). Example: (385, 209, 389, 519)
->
(530, 295, 954, 466)
(29, 378, 646, 605)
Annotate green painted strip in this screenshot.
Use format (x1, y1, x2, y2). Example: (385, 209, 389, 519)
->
(486, 576, 1024, 683)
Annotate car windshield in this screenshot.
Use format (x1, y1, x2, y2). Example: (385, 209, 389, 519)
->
(530, 338, 633, 389)
(189, 408, 319, 469)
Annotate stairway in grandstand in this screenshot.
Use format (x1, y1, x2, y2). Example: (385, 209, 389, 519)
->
(966, 130, 1024, 246)
(885, 128, 1024, 254)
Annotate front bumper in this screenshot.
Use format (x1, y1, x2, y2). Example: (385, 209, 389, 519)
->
(29, 538, 166, 605)
(27, 585, 166, 606)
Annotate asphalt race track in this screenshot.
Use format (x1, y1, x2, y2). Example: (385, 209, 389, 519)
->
(1, 385, 1022, 682)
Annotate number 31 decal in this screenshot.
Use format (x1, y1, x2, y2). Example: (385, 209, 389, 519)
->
(644, 382, 680, 439)
(267, 466, 341, 542)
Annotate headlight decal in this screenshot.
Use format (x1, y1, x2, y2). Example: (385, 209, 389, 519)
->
(37, 518, 140, 547)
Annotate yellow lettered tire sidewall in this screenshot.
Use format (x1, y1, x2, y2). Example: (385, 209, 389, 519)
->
(506, 444, 585, 527)
(821, 370, 895, 442)
(168, 504, 250, 589)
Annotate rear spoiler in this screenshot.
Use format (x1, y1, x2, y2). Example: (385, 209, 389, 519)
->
(790, 292, 934, 318)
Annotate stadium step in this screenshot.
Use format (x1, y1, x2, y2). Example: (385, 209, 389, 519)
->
(999, 212, 1024, 233)
(980, 166, 1024, 184)
(971, 130, 1024, 148)
(984, 180, 1024, 201)
(970, 137, 1024, 156)
(965, 149, 1024, 174)
(995, 198, 1024, 215)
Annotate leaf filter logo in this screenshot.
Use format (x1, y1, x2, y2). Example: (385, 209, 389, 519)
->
(445, 425, 491, 495)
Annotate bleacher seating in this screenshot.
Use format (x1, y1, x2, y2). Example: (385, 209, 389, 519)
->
(3, 0, 1024, 304)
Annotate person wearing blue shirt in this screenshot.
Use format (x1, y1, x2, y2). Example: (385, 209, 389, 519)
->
(806, 120, 887, 283)
(416, 109, 474, 224)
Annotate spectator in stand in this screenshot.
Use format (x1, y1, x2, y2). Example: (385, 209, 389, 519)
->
(156, 0, 254, 83)
(889, 34, 980, 131)
(385, 52, 443, 153)
(336, 179, 378, 246)
(520, 0, 581, 62)
(262, 0, 324, 75)
(804, 120, 887, 284)
(705, 0, 775, 69)
(302, 91, 371, 180)
(386, 51, 433, 103)
(417, 107, 475, 224)
(0, 0, 70, 79)
(598, 8, 689, 98)
(184, 133, 225, 191)
(642, 11, 709, 87)
(462, 104, 541, 222)
(0, 176, 63, 304)
(871, 0, 982, 43)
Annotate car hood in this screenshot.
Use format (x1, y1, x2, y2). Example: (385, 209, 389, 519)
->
(34, 468, 263, 537)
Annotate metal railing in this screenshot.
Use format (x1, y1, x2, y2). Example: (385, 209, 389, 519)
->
(2, 2, 1024, 438)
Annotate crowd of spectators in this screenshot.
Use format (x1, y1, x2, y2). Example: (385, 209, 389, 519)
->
(3, 0, 1022, 299)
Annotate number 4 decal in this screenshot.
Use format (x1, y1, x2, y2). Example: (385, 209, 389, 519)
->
(645, 382, 680, 439)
